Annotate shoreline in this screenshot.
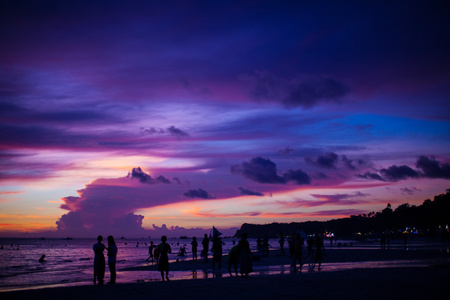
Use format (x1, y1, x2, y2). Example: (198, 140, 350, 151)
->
(2, 266, 449, 300)
(2, 244, 450, 299)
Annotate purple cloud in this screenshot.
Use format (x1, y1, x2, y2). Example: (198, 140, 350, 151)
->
(238, 187, 264, 196)
(128, 167, 172, 184)
(231, 157, 311, 185)
(242, 71, 349, 108)
(276, 192, 369, 208)
(380, 165, 420, 181)
(416, 156, 450, 179)
(183, 188, 215, 199)
(306, 152, 339, 169)
(357, 156, 450, 182)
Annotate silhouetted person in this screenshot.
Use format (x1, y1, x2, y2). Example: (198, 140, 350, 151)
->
(237, 232, 252, 277)
(146, 241, 155, 262)
(278, 232, 286, 256)
(157, 235, 172, 281)
(211, 233, 224, 270)
(202, 234, 209, 262)
(227, 246, 238, 277)
(39, 254, 46, 262)
(312, 235, 325, 270)
(107, 235, 117, 284)
(93, 235, 106, 285)
(191, 237, 198, 261)
(292, 233, 303, 273)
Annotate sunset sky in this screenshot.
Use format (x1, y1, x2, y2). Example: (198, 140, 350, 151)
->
(1, 1, 449, 237)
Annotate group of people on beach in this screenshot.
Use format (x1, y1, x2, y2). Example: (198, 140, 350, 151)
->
(93, 231, 326, 285)
(93, 235, 118, 285)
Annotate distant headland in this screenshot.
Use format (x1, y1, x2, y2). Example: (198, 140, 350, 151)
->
(234, 189, 450, 240)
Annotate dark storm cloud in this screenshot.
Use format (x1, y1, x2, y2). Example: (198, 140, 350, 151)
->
(231, 157, 311, 185)
(416, 156, 450, 179)
(238, 187, 264, 196)
(242, 72, 349, 108)
(306, 152, 339, 169)
(183, 188, 215, 199)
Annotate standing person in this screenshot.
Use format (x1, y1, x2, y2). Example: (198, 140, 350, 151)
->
(312, 235, 325, 271)
(93, 235, 106, 285)
(191, 237, 198, 261)
(157, 235, 172, 281)
(237, 232, 252, 277)
(211, 233, 224, 270)
(146, 241, 155, 262)
(292, 233, 303, 273)
(107, 236, 118, 284)
(201, 233, 209, 262)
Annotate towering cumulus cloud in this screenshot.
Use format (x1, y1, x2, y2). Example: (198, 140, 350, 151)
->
(55, 168, 188, 236)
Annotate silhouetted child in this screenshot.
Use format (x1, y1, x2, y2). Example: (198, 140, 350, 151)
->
(157, 235, 172, 281)
(146, 241, 155, 262)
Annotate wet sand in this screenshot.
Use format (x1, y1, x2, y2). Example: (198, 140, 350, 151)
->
(2, 245, 449, 300)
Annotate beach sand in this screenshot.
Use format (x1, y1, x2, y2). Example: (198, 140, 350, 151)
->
(2, 246, 449, 300)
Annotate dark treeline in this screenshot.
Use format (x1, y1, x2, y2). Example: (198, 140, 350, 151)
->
(235, 189, 450, 240)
